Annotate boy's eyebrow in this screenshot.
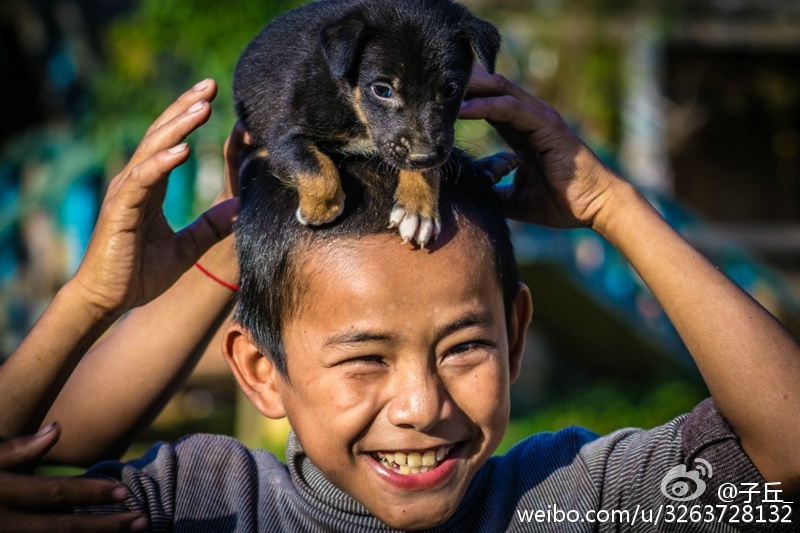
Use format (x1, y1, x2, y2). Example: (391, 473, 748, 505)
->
(435, 310, 495, 340)
(324, 330, 395, 347)
(323, 310, 495, 348)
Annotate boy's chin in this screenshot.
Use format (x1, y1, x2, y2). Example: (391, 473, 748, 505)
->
(369, 498, 460, 531)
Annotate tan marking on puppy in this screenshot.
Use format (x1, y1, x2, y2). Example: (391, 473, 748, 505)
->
(352, 87, 371, 132)
(342, 87, 377, 156)
(395, 170, 440, 220)
(296, 147, 345, 225)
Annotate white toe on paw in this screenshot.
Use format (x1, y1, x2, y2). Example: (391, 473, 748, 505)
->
(417, 219, 434, 248)
(296, 208, 309, 226)
(390, 205, 440, 247)
(398, 213, 419, 244)
(389, 205, 406, 229)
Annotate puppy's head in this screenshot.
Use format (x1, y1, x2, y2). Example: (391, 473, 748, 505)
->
(321, 0, 500, 171)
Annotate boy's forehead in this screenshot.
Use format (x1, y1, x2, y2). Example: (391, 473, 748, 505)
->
(291, 228, 503, 319)
(302, 225, 493, 281)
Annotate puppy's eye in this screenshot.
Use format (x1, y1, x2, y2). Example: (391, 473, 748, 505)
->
(443, 82, 462, 99)
(372, 83, 393, 99)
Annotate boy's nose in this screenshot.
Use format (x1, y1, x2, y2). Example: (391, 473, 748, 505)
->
(387, 371, 447, 432)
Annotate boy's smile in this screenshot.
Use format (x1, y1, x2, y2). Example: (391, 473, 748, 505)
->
(243, 228, 531, 529)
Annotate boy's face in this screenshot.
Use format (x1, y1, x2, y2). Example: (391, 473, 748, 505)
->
(231, 229, 530, 529)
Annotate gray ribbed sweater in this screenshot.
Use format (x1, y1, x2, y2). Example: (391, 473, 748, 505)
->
(79, 399, 796, 532)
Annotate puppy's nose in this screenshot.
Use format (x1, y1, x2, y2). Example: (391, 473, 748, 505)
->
(408, 153, 439, 167)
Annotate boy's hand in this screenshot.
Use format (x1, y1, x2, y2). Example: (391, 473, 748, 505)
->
(0, 424, 147, 532)
(459, 65, 620, 230)
(71, 79, 240, 318)
(221, 121, 251, 201)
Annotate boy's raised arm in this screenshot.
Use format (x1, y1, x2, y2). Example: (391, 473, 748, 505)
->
(460, 66, 800, 494)
(41, 120, 249, 466)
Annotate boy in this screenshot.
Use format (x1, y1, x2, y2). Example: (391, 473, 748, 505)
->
(1, 69, 799, 531)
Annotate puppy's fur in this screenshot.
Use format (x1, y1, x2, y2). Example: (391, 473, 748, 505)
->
(233, 0, 501, 246)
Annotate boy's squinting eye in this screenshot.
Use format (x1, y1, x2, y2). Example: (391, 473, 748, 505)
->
(371, 83, 393, 99)
(447, 340, 493, 357)
(344, 355, 385, 366)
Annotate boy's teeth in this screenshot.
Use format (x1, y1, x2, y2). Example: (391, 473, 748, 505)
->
(374, 445, 453, 475)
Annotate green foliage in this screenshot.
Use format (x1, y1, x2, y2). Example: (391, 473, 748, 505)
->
(497, 380, 707, 454)
(89, 0, 303, 152)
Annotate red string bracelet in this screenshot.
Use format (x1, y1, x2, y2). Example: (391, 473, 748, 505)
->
(195, 262, 240, 291)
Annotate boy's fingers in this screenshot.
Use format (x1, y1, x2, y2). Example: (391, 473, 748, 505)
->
(115, 144, 191, 211)
(459, 95, 540, 136)
(465, 69, 537, 103)
(1, 511, 147, 533)
(127, 99, 210, 172)
(145, 78, 217, 137)
(0, 424, 59, 470)
(223, 122, 251, 197)
(175, 198, 240, 264)
(0, 473, 130, 508)
(475, 152, 520, 185)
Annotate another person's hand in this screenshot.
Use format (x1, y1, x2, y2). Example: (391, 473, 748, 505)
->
(0, 424, 147, 532)
(70, 79, 240, 317)
(459, 65, 620, 230)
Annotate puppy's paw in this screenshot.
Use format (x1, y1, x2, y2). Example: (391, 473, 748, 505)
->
(296, 192, 346, 226)
(476, 152, 521, 184)
(389, 205, 441, 248)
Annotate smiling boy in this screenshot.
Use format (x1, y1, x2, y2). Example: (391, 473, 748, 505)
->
(2, 68, 799, 531)
(221, 145, 527, 529)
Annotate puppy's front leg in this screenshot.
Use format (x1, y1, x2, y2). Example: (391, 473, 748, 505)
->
(390, 170, 441, 247)
(275, 137, 345, 226)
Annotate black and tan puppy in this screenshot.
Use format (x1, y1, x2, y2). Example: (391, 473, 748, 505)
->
(233, 0, 501, 246)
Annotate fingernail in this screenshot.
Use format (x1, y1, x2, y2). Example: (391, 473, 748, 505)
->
(188, 100, 206, 113)
(112, 485, 129, 501)
(460, 100, 471, 109)
(169, 143, 188, 154)
(34, 422, 56, 437)
(193, 78, 210, 91)
(130, 516, 149, 532)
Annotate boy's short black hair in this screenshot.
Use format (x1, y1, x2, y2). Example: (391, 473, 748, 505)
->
(234, 151, 520, 377)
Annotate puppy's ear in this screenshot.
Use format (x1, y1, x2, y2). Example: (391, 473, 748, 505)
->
(321, 14, 365, 79)
(464, 16, 501, 73)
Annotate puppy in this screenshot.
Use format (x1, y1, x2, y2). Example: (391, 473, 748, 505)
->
(233, 0, 502, 246)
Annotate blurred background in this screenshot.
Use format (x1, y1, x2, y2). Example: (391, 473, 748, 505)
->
(2, 0, 799, 462)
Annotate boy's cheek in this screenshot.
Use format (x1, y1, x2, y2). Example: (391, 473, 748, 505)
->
(448, 359, 510, 420)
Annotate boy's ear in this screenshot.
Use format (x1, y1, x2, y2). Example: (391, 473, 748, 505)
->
(222, 324, 287, 419)
(321, 13, 365, 79)
(508, 283, 532, 384)
(463, 15, 501, 73)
